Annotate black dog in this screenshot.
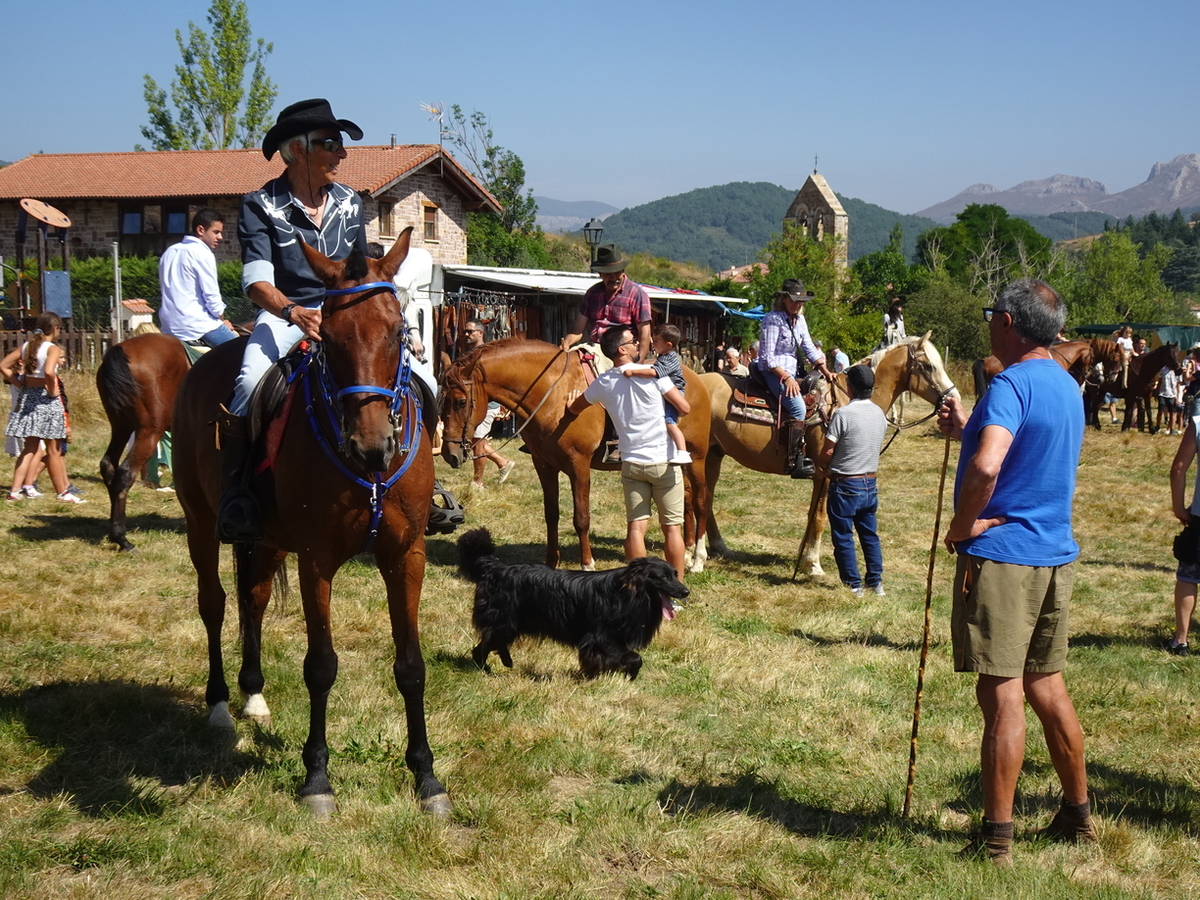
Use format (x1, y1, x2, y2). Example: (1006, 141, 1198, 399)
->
(457, 528, 689, 679)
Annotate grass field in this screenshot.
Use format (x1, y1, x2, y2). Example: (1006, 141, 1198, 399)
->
(0, 367, 1197, 899)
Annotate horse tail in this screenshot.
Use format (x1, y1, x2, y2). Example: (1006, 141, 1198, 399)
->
(972, 358, 989, 401)
(96, 344, 139, 419)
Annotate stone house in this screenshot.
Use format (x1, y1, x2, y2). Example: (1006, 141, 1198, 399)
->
(0, 145, 499, 266)
(784, 171, 849, 272)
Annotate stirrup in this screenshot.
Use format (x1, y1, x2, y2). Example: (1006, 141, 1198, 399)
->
(216, 488, 263, 543)
(426, 480, 465, 535)
(790, 456, 815, 479)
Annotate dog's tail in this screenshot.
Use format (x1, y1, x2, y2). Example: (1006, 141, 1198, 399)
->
(457, 527, 497, 582)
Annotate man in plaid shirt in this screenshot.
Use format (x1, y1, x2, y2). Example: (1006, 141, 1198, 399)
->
(561, 245, 652, 371)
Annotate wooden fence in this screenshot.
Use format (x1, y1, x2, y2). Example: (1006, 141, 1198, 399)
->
(0, 329, 116, 370)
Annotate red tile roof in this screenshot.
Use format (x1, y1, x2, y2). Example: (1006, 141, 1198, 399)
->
(0, 145, 499, 212)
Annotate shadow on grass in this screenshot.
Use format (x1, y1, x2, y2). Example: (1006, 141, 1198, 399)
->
(656, 772, 954, 841)
(1078, 557, 1174, 574)
(10, 511, 185, 546)
(0, 678, 263, 818)
(793, 629, 946, 652)
(947, 757, 1200, 831)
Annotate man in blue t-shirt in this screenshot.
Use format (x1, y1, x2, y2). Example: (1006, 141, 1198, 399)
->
(938, 279, 1094, 867)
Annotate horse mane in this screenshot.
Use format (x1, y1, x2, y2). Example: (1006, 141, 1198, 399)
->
(864, 335, 921, 368)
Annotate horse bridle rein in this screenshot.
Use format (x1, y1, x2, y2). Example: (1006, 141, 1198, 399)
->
(443, 348, 574, 461)
(288, 280, 421, 551)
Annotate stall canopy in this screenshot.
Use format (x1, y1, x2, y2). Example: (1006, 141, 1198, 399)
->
(439, 265, 747, 314)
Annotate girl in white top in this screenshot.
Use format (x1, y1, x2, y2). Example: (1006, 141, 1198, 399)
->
(0, 312, 84, 503)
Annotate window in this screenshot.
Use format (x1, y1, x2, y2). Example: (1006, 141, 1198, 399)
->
(378, 200, 395, 237)
(423, 204, 438, 242)
(119, 202, 190, 255)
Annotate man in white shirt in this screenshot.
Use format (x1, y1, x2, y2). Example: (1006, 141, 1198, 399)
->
(158, 208, 237, 347)
(566, 326, 690, 578)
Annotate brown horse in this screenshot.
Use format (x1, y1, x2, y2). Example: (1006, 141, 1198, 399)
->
(440, 339, 712, 571)
(701, 334, 958, 576)
(1119, 342, 1179, 431)
(172, 228, 449, 818)
(97, 334, 191, 551)
(972, 340, 1093, 400)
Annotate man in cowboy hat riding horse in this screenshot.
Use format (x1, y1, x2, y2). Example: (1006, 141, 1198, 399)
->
(216, 98, 460, 541)
(560, 245, 653, 371)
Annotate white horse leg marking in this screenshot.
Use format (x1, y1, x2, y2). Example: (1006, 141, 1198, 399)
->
(687, 534, 707, 574)
(242, 693, 272, 725)
(581, 561, 596, 572)
(208, 701, 235, 729)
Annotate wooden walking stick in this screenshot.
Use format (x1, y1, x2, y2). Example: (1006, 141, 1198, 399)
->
(903, 431, 954, 818)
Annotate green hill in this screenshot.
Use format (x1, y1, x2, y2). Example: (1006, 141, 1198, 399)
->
(589, 182, 940, 270)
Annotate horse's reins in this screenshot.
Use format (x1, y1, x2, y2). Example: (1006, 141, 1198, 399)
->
(291, 280, 421, 551)
(445, 348, 575, 461)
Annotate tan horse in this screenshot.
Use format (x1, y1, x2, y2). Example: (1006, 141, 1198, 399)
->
(700, 333, 958, 576)
(441, 338, 711, 571)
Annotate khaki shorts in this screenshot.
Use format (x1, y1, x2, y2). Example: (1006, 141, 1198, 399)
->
(621, 461, 684, 526)
(951, 554, 1074, 678)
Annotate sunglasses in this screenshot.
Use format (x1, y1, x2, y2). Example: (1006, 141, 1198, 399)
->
(310, 137, 344, 153)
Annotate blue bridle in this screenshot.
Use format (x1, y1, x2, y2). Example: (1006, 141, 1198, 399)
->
(289, 280, 421, 551)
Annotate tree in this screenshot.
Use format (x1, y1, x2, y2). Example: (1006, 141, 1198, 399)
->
(440, 105, 538, 234)
(1060, 231, 1184, 326)
(905, 273, 990, 362)
(914, 204, 1052, 299)
(139, 0, 277, 150)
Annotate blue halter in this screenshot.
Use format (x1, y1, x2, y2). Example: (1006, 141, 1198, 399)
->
(289, 281, 421, 552)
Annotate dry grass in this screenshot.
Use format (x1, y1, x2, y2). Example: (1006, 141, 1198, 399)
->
(0, 367, 1197, 898)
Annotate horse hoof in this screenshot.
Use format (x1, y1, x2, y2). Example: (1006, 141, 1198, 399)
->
(420, 792, 452, 819)
(581, 561, 596, 572)
(207, 701, 235, 730)
(242, 693, 271, 726)
(300, 793, 337, 820)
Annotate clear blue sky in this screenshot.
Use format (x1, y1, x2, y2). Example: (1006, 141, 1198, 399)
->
(3, 0, 1196, 215)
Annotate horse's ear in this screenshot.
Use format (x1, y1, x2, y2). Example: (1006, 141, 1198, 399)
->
(299, 240, 342, 287)
(378, 227, 413, 281)
(921, 330, 932, 344)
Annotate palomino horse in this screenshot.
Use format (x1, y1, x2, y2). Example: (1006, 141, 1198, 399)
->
(440, 338, 712, 571)
(972, 340, 1094, 400)
(701, 334, 958, 576)
(97, 333, 191, 551)
(172, 228, 449, 818)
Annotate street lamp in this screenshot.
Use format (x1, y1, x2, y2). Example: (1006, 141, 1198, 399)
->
(582, 218, 604, 264)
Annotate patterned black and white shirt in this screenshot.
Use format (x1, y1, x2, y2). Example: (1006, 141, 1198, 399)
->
(238, 176, 367, 308)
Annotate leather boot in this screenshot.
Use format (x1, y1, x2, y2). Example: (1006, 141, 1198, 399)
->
(215, 406, 263, 543)
(786, 420, 814, 479)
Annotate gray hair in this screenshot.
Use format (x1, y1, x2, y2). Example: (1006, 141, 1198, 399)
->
(278, 130, 319, 165)
(995, 278, 1065, 347)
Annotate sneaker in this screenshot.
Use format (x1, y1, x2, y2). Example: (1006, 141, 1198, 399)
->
(21, 485, 43, 498)
(1164, 637, 1189, 657)
(603, 442, 621, 465)
(670, 449, 693, 465)
(871, 584, 886, 596)
(960, 820, 1014, 868)
(1040, 803, 1098, 844)
(847, 585, 865, 598)
(56, 491, 86, 505)
(6, 491, 22, 502)
(155, 485, 176, 493)
(65, 484, 85, 496)
(497, 460, 516, 484)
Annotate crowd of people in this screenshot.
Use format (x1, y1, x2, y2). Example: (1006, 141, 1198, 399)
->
(10, 95, 1198, 869)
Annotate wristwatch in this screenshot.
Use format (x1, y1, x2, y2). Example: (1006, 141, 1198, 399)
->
(280, 303, 298, 323)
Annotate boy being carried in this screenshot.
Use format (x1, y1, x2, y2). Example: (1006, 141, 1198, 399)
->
(622, 324, 692, 465)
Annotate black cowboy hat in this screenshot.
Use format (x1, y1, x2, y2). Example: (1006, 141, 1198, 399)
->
(262, 98, 364, 160)
(778, 278, 815, 300)
(591, 245, 629, 274)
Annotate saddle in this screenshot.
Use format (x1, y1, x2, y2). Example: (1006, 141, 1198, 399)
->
(726, 369, 824, 428)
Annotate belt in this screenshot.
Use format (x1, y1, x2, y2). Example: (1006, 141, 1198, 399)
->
(829, 472, 876, 480)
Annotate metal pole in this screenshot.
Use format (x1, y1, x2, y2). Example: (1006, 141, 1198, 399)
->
(112, 242, 123, 343)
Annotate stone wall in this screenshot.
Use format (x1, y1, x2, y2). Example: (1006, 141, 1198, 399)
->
(363, 173, 469, 264)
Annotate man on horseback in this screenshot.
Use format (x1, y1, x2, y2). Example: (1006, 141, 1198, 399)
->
(158, 208, 238, 348)
(755, 279, 832, 478)
(559, 245, 652, 371)
(216, 98, 369, 542)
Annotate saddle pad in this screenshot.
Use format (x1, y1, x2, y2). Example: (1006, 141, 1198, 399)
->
(180, 339, 209, 366)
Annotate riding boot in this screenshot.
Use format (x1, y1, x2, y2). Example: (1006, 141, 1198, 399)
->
(215, 406, 263, 543)
(786, 419, 814, 479)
